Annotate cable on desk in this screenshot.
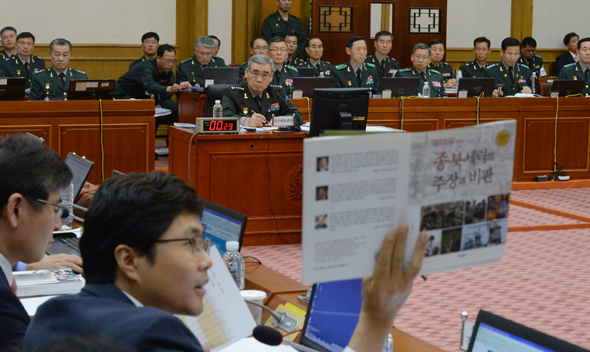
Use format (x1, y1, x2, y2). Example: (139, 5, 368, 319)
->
(283, 329, 302, 338)
(99, 99, 105, 182)
(187, 132, 198, 187)
(243, 256, 263, 265)
(475, 94, 481, 125)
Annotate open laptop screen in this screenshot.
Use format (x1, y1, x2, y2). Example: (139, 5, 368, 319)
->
(200, 200, 247, 256)
(471, 322, 555, 352)
(63, 153, 94, 201)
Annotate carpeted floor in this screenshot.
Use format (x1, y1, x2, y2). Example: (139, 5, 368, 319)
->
(241, 187, 590, 352)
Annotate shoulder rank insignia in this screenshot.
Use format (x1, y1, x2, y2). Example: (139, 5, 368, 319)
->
(181, 58, 192, 64)
(563, 63, 575, 68)
(398, 68, 410, 72)
(365, 63, 376, 68)
(286, 65, 298, 73)
(73, 69, 86, 74)
(213, 56, 223, 61)
(430, 69, 442, 75)
(335, 64, 347, 70)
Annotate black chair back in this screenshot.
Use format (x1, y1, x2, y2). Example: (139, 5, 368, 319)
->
(203, 84, 233, 117)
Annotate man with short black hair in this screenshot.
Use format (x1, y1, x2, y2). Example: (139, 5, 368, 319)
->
(297, 37, 335, 77)
(29, 38, 88, 100)
(558, 37, 590, 97)
(332, 36, 380, 94)
(268, 36, 299, 95)
(0, 134, 73, 351)
(460, 37, 492, 78)
(177, 35, 226, 87)
(365, 31, 400, 78)
(0, 26, 17, 60)
(209, 35, 221, 57)
(553, 32, 579, 76)
(485, 37, 532, 97)
(239, 37, 269, 79)
(261, 0, 306, 58)
(285, 33, 303, 66)
(428, 39, 456, 88)
(395, 43, 447, 97)
(2, 32, 45, 88)
(519, 37, 546, 77)
(129, 32, 159, 69)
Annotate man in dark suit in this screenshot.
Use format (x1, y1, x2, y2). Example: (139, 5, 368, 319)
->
(553, 32, 579, 77)
(559, 37, 590, 96)
(332, 36, 380, 94)
(0, 134, 73, 351)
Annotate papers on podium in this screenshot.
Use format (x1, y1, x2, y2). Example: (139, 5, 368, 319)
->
(301, 120, 516, 284)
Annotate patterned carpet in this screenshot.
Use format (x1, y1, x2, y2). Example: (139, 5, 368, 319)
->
(241, 187, 590, 352)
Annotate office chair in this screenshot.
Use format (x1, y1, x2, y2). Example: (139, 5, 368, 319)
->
(203, 84, 233, 117)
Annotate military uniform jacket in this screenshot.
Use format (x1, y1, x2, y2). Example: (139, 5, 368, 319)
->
(238, 62, 248, 80)
(459, 60, 488, 78)
(221, 80, 303, 125)
(287, 56, 304, 67)
(395, 66, 447, 97)
(29, 67, 88, 100)
(553, 52, 576, 77)
(113, 58, 175, 101)
(332, 61, 380, 94)
(484, 61, 532, 96)
(177, 55, 226, 87)
(297, 59, 335, 77)
(262, 11, 306, 58)
(518, 55, 545, 77)
(129, 55, 148, 70)
(365, 54, 400, 78)
(2, 54, 46, 88)
(271, 64, 299, 95)
(0, 49, 13, 60)
(558, 62, 590, 96)
(428, 62, 455, 82)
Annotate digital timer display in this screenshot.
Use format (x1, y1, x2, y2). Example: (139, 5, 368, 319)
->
(203, 120, 238, 131)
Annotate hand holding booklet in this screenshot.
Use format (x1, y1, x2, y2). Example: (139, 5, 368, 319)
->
(302, 120, 516, 284)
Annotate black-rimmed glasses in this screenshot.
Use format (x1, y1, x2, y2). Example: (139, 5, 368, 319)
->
(155, 236, 211, 257)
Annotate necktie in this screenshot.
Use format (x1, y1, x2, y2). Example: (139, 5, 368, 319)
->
(11, 278, 17, 295)
(316, 64, 320, 71)
(508, 67, 514, 85)
(585, 69, 589, 81)
(23, 61, 30, 76)
(59, 72, 66, 85)
(275, 70, 281, 82)
(381, 60, 385, 72)
(254, 96, 262, 111)
(356, 68, 362, 86)
(420, 71, 427, 83)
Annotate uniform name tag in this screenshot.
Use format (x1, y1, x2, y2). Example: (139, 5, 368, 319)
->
(205, 79, 214, 87)
(273, 115, 294, 127)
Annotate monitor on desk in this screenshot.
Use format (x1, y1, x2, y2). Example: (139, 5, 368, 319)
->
(0, 77, 26, 101)
(203, 67, 240, 87)
(380, 77, 421, 97)
(200, 200, 247, 256)
(67, 79, 115, 100)
(457, 77, 495, 97)
(549, 79, 585, 97)
(309, 88, 370, 137)
(292, 77, 333, 97)
(297, 67, 316, 78)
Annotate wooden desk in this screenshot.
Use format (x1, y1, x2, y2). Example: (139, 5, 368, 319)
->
(244, 263, 444, 352)
(177, 91, 207, 124)
(0, 100, 155, 184)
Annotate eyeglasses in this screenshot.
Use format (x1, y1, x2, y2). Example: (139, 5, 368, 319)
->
(162, 59, 177, 65)
(155, 236, 211, 257)
(249, 70, 272, 79)
(253, 46, 268, 52)
(35, 199, 69, 219)
(269, 48, 287, 53)
(414, 55, 429, 61)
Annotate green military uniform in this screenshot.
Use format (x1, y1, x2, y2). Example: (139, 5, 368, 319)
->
(29, 67, 88, 100)
(484, 61, 532, 96)
(518, 54, 546, 77)
(261, 11, 306, 58)
(395, 66, 447, 97)
(221, 80, 303, 125)
(428, 62, 455, 83)
(0, 50, 15, 61)
(287, 57, 304, 67)
(238, 62, 248, 80)
(365, 54, 400, 78)
(271, 64, 299, 95)
(332, 61, 380, 94)
(176, 55, 227, 87)
(459, 60, 488, 78)
(129, 55, 148, 70)
(2, 54, 46, 88)
(297, 59, 335, 77)
(558, 62, 590, 96)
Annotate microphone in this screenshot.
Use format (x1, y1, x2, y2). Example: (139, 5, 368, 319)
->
(253, 325, 320, 352)
(244, 299, 298, 333)
(62, 201, 87, 223)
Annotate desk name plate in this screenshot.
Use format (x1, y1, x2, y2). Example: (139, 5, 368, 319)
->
(195, 117, 240, 134)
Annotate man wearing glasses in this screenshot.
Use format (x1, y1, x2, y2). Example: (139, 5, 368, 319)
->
(177, 36, 226, 88)
(238, 37, 269, 79)
(267, 36, 299, 95)
(485, 37, 532, 97)
(222, 54, 303, 127)
(395, 43, 447, 97)
(0, 134, 73, 351)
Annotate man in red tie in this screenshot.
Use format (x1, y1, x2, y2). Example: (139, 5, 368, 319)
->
(0, 134, 73, 351)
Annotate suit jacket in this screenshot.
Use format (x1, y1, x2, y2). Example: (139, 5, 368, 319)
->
(484, 61, 532, 96)
(177, 55, 227, 87)
(553, 52, 576, 76)
(558, 62, 590, 96)
(0, 269, 30, 351)
(23, 283, 204, 352)
(29, 67, 88, 100)
(332, 61, 380, 94)
(2, 54, 46, 88)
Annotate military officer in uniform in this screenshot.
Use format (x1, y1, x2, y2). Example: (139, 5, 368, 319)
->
(268, 36, 299, 95)
(2, 32, 45, 89)
(285, 34, 304, 67)
(129, 32, 159, 69)
(29, 38, 88, 101)
(428, 39, 456, 88)
(177, 36, 226, 87)
(558, 37, 590, 96)
(261, 0, 305, 58)
(553, 32, 579, 77)
(332, 36, 380, 94)
(365, 31, 400, 78)
(395, 43, 447, 97)
(485, 37, 532, 97)
(460, 37, 492, 78)
(297, 37, 335, 76)
(222, 54, 303, 127)
(0, 27, 17, 60)
(239, 37, 269, 79)
(209, 35, 222, 58)
(519, 37, 546, 77)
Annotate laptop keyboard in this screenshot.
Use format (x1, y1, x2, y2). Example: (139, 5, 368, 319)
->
(47, 234, 81, 256)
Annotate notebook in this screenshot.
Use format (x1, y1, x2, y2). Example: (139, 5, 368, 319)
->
(200, 200, 247, 256)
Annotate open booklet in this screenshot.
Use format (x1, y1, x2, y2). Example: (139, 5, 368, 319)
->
(301, 120, 516, 284)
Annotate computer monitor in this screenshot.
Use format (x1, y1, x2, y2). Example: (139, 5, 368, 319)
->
(456, 77, 495, 97)
(292, 77, 333, 97)
(297, 67, 316, 78)
(200, 200, 247, 256)
(0, 77, 26, 101)
(309, 88, 370, 137)
(203, 67, 240, 87)
(549, 80, 585, 97)
(67, 79, 115, 100)
(63, 153, 94, 202)
(380, 77, 421, 97)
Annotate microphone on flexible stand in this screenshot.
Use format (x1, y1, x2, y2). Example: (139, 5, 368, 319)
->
(244, 299, 298, 333)
(62, 201, 87, 223)
(253, 325, 320, 352)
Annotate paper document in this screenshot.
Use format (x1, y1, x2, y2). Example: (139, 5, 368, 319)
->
(155, 108, 172, 117)
(179, 246, 256, 351)
(302, 120, 516, 284)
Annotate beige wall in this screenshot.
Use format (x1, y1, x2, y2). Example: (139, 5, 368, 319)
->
(447, 0, 511, 49)
(533, 0, 590, 49)
(208, 0, 233, 62)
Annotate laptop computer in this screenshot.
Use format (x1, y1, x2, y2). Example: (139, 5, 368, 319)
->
(457, 77, 495, 97)
(203, 67, 240, 87)
(467, 310, 589, 352)
(292, 77, 333, 97)
(297, 67, 316, 78)
(380, 77, 421, 97)
(67, 79, 115, 100)
(201, 200, 247, 256)
(549, 79, 586, 97)
(0, 77, 26, 101)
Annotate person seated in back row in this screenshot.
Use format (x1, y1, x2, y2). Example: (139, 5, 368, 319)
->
(129, 32, 159, 70)
(177, 36, 226, 88)
(297, 37, 335, 77)
(267, 36, 299, 95)
(332, 36, 380, 94)
(485, 37, 532, 97)
(459, 37, 492, 78)
(365, 30, 400, 78)
(428, 39, 456, 88)
(239, 37, 269, 80)
(0, 32, 45, 89)
(558, 37, 590, 97)
(395, 43, 447, 97)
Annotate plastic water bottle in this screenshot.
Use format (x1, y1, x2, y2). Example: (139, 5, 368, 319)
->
(223, 241, 245, 290)
(213, 100, 223, 118)
(531, 71, 537, 94)
(319, 72, 325, 78)
(61, 181, 74, 230)
(456, 69, 463, 89)
(422, 82, 430, 98)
